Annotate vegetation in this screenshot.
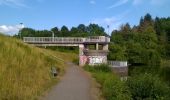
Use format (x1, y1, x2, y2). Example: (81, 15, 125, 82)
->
(109, 13, 170, 92)
(84, 65, 131, 100)
(15, 23, 107, 39)
(12, 13, 170, 100)
(85, 65, 170, 100)
(109, 13, 170, 66)
(127, 73, 170, 100)
(0, 34, 76, 100)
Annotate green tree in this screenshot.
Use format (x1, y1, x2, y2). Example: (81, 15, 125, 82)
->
(87, 24, 105, 36)
(70, 27, 79, 37)
(51, 27, 60, 37)
(19, 28, 36, 38)
(61, 25, 69, 37)
(77, 24, 87, 33)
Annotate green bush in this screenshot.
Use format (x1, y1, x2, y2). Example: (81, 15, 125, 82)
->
(127, 73, 170, 100)
(93, 72, 113, 85)
(103, 76, 131, 100)
(160, 66, 170, 85)
(85, 65, 132, 100)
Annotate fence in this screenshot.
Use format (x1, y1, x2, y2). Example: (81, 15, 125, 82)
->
(108, 61, 128, 67)
(23, 36, 110, 44)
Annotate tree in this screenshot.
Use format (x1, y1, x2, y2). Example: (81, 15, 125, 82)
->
(120, 23, 131, 34)
(61, 26, 69, 37)
(87, 24, 105, 36)
(138, 13, 154, 33)
(20, 28, 36, 38)
(51, 27, 60, 37)
(70, 27, 79, 36)
(77, 24, 87, 33)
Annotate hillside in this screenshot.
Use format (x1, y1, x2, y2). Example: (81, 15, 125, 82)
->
(0, 34, 77, 100)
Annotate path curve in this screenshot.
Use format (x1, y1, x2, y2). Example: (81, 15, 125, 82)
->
(42, 62, 92, 100)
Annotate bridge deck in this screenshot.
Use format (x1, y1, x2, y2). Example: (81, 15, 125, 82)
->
(23, 36, 110, 44)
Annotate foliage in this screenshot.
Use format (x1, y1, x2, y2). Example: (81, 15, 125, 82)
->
(108, 44, 127, 60)
(110, 13, 163, 66)
(84, 65, 132, 100)
(84, 63, 170, 100)
(103, 76, 131, 100)
(127, 73, 170, 100)
(16, 23, 107, 38)
(160, 60, 170, 85)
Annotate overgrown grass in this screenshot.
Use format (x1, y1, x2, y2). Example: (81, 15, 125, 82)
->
(84, 64, 131, 100)
(0, 34, 76, 100)
(85, 64, 170, 100)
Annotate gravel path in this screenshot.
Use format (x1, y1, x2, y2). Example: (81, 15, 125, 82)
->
(42, 62, 92, 100)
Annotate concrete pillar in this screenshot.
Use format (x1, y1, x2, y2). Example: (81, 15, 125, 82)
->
(103, 44, 108, 50)
(96, 43, 99, 50)
(79, 44, 86, 66)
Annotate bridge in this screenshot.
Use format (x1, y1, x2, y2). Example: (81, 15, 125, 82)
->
(23, 36, 128, 78)
(24, 36, 110, 66)
(23, 36, 110, 46)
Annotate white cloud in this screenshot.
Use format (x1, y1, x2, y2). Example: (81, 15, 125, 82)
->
(90, 11, 130, 34)
(107, 0, 129, 9)
(89, 0, 96, 4)
(90, 16, 123, 34)
(0, 0, 43, 8)
(0, 0, 28, 8)
(0, 24, 24, 36)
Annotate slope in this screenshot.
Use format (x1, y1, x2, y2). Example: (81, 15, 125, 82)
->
(0, 34, 76, 100)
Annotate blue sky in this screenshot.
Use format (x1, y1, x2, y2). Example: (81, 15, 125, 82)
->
(0, 0, 170, 35)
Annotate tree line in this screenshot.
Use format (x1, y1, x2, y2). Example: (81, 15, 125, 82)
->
(16, 24, 107, 38)
(109, 13, 170, 66)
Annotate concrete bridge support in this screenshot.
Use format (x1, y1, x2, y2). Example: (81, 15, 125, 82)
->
(79, 43, 109, 66)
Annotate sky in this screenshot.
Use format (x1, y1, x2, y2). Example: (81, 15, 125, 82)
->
(0, 0, 170, 35)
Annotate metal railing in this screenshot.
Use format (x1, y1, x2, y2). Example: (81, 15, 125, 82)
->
(108, 61, 128, 67)
(23, 36, 110, 44)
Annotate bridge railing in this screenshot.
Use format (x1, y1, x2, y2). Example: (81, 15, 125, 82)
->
(23, 36, 110, 44)
(108, 61, 128, 67)
(23, 37, 84, 43)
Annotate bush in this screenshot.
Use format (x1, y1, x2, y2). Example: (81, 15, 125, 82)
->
(93, 72, 113, 85)
(85, 64, 132, 100)
(103, 76, 131, 100)
(127, 73, 170, 100)
(160, 66, 170, 85)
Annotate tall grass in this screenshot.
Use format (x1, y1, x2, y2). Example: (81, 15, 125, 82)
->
(0, 34, 76, 100)
(84, 65, 131, 100)
(85, 64, 170, 100)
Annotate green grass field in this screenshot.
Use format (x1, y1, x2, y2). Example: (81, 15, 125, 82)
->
(0, 34, 77, 100)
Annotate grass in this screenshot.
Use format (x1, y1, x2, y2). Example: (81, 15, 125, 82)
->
(84, 64, 131, 100)
(0, 34, 77, 100)
(84, 64, 170, 100)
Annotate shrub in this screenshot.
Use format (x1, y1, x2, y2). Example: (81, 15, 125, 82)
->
(85, 64, 131, 100)
(127, 73, 170, 100)
(103, 76, 131, 100)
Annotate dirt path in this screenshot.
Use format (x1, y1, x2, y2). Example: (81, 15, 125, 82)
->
(41, 62, 93, 100)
